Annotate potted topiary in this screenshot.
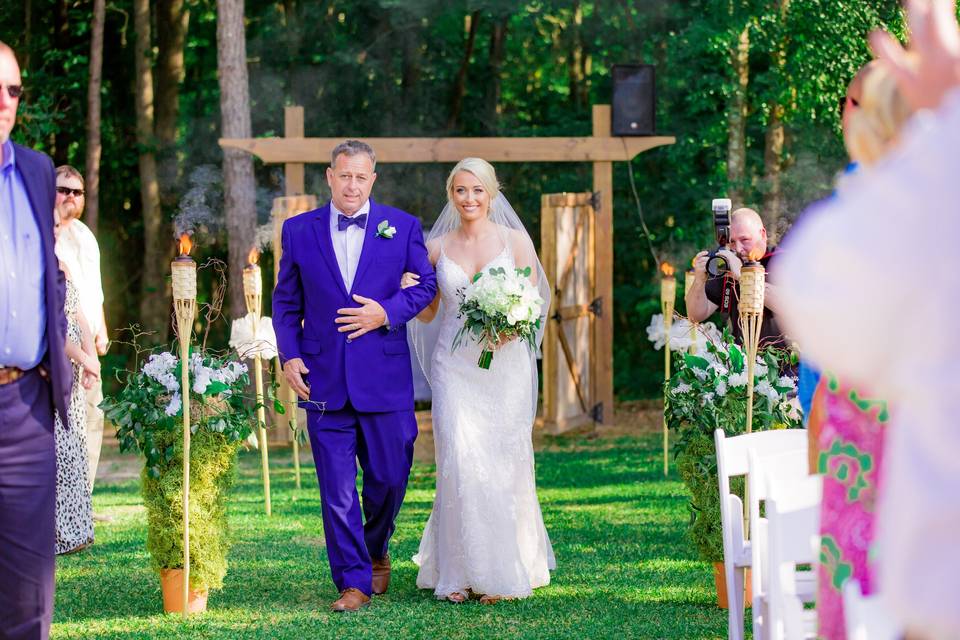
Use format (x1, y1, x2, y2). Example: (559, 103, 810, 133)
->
(102, 349, 255, 613)
(663, 329, 801, 608)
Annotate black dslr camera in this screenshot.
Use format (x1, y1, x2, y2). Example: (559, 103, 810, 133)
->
(705, 198, 732, 277)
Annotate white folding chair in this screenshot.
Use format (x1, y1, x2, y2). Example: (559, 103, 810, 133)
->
(843, 581, 900, 640)
(748, 448, 816, 640)
(714, 428, 808, 640)
(766, 472, 822, 640)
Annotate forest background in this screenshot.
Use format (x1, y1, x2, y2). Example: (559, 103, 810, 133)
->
(0, 0, 908, 398)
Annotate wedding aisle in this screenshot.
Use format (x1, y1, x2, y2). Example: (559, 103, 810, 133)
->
(51, 426, 730, 639)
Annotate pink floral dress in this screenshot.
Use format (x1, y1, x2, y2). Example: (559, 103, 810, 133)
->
(814, 374, 888, 640)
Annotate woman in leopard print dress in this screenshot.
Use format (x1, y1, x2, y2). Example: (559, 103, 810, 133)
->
(55, 244, 97, 554)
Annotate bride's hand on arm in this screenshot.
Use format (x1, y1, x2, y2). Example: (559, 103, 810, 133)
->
(412, 239, 442, 323)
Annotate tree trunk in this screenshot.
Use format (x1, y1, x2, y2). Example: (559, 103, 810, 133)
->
(217, 0, 257, 319)
(156, 0, 191, 210)
(484, 17, 508, 133)
(446, 11, 480, 131)
(568, 0, 587, 110)
(134, 0, 169, 342)
(727, 23, 749, 206)
(84, 0, 106, 234)
(52, 0, 71, 165)
(763, 0, 791, 240)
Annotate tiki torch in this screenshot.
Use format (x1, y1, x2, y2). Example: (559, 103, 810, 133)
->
(243, 248, 272, 517)
(171, 233, 196, 619)
(738, 250, 766, 433)
(660, 261, 677, 477)
(684, 269, 698, 355)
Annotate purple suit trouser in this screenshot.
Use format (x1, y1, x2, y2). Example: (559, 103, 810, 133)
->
(0, 370, 56, 640)
(306, 402, 418, 596)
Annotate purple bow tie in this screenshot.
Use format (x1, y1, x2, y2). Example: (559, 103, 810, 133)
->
(337, 213, 367, 231)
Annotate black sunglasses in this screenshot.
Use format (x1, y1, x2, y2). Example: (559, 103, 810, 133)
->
(839, 95, 859, 117)
(1, 84, 23, 99)
(57, 186, 85, 197)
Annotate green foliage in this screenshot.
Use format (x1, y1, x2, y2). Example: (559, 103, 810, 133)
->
(0, 0, 920, 399)
(142, 427, 240, 590)
(665, 331, 802, 561)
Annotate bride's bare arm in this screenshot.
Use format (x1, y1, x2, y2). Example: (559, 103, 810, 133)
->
(407, 238, 442, 323)
(511, 229, 539, 285)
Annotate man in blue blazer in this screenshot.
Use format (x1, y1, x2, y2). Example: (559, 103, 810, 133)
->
(273, 140, 437, 612)
(0, 42, 74, 640)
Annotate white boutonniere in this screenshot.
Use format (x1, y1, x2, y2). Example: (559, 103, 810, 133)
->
(376, 220, 397, 239)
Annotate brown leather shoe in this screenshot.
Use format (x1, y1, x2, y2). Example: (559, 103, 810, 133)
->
(331, 588, 370, 612)
(371, 555, 391, 595)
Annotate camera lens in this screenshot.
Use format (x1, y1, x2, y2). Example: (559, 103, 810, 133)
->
(706, 254, 727, 277)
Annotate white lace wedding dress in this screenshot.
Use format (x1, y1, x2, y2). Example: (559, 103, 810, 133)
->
(413, 244, 555, 599)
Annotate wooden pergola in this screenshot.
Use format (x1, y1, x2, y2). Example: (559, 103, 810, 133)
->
(220, 105, 674, 426)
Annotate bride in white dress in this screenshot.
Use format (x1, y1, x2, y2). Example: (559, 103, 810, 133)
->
(407, 158, 555, 604)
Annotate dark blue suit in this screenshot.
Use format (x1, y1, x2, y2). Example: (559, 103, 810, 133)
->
(273, 199, 437, 595)
(0, 143, 72, 640)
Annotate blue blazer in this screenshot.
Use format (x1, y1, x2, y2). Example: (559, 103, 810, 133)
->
(273, 199, 438, 413)
(14, 143, 71, 419)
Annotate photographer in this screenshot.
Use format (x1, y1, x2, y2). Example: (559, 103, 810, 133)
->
(685, 207, 785, 348)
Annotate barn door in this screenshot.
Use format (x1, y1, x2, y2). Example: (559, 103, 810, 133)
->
(540, 192, 599, 434)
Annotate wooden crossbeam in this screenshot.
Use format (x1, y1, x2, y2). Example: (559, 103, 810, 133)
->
(219, 135, 676, 164)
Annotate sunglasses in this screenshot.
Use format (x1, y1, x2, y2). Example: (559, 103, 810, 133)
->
(839, 95, 859, 117)
(57, 186, 85, 197)
(1, 84, 23, 99)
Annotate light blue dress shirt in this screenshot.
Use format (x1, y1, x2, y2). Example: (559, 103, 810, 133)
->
(0, 140, 47, 368)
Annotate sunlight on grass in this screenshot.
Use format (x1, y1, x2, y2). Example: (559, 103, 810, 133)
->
(52, 434, 730, 639)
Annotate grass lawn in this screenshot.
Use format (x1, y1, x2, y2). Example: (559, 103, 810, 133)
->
(52, 432, 731, 639)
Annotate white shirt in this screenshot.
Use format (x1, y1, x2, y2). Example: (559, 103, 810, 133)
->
(774, 88, 960, 638)
(329, 199, 370, 292)
(55, 218, 105, 335)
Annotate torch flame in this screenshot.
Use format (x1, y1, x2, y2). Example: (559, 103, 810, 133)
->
(660, 261, 675, 277)
(247, 247, 260, 266)
(178, 233, 192, 257)
(747, 248, 764, 263)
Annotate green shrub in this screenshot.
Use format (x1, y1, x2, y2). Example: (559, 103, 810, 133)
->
(102, 350, 256, 590)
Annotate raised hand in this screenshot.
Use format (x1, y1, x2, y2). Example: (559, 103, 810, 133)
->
(336, 294, 388, 339)
(869, 0, 960, 111)
(283, 357, 311, 400)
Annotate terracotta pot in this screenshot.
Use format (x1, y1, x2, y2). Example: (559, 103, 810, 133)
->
(712, 562, 752, 610)
(160, 568, 209, 614)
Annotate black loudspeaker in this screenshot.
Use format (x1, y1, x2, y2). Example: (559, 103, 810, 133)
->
(612, 64, 656, 136)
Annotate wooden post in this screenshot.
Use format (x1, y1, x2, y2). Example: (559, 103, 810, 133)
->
(284, 106, 305, 195)
(592, 105, 614, 425)
(540, 195, 557, 427)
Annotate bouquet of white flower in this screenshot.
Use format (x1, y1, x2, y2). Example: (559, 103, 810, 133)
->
(452, 265, 545, 369)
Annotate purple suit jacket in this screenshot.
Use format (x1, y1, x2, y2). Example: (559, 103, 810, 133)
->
(13, 143, 71, 419)
(273, 199, 437, 413)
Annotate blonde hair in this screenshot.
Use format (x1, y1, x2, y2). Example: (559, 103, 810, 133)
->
(445, 157, 500, 203)
(846, 62, 914, 166)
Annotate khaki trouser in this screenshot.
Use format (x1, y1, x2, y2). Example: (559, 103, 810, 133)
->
(85, 380, 104, 491)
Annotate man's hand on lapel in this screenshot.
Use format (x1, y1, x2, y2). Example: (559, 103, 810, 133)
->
(336, 294, 388, 339)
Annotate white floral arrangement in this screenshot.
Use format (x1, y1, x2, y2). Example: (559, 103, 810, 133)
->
(453, 265, 545, 369)
(228, 313, 278, 360)
(646, 313, 723, 356)
(664, 327, 802, 437)
(141, 352, 248, 416)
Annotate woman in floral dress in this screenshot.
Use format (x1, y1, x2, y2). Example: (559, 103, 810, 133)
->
(54, 214, 98, 554)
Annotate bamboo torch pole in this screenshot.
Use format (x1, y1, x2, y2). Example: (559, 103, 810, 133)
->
(660, 262, 677, 477)
(244, 249, 272, 516)
(738, 253, 766, 435)
(171, 234, 197, 619)
(684, 269, 698, 355)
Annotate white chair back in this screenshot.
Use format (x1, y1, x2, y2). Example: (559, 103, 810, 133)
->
(843, 581, 900, 640)
(748, 447, 809, 640)
(714, 428, 808, 640)
(766, 473, 822, 640)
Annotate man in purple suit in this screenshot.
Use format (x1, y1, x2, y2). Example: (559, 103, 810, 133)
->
(0, 42, 74, 640)
(273, 140, 437, 612)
